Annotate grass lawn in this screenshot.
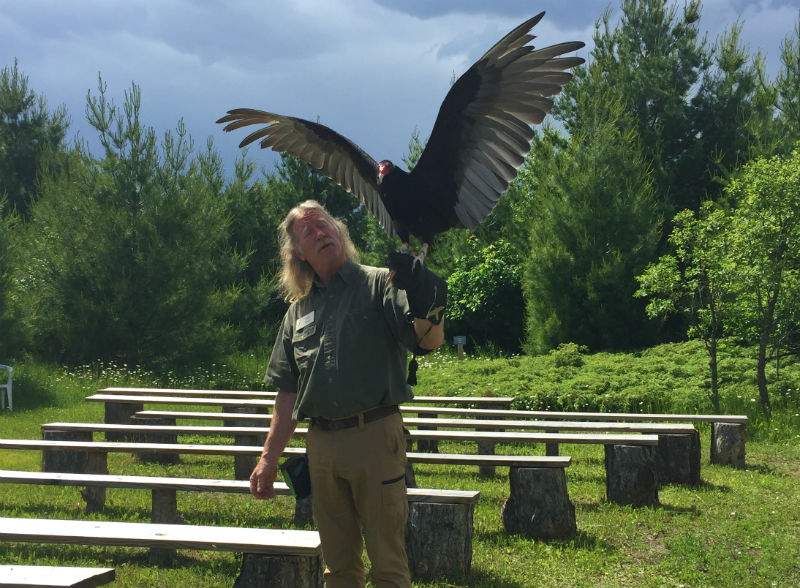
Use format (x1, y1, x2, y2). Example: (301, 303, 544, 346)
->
(1, 342, 799, 587)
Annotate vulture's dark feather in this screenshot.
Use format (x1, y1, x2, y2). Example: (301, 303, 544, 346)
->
(217, 11, 584, 246)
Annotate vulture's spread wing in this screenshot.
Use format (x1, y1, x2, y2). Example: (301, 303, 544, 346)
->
(413, 12, 585, 229)
(216, 109, 397, 238)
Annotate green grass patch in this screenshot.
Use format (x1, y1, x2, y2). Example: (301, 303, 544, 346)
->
(1, 341, 799, 586)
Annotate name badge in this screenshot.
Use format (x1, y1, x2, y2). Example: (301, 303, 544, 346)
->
(296, 311, 315, 331)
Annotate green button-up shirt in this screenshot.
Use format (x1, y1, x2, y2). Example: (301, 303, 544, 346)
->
(265, 260, 416, 421)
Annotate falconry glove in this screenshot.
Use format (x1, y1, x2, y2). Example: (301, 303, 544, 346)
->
(386, 251, 447, 325)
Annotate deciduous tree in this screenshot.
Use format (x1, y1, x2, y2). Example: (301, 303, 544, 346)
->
(635, 203, 733, 410)
(725, 146, 800, 416)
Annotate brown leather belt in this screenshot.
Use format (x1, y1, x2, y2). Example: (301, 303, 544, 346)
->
(311, 405, 399, 431)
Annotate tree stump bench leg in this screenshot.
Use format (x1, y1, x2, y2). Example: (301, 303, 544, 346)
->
(81, 452, 109, 513)
(104, 401, 142, 440)
(406, 500, 476, 579)
(476, 438, 496, 477)
(226, 406, 268, 480)
(234, 551, 324, 588)
(131, 415, 179, 464)
(477, 414, 499, 477)
(42, 430, 108, 512)
(710, 422, 746, 468)
(546, 429, 560, 456)
(293, 496, 314, 527)
(416, 412, 438, 453)
(604, 444, 659, 507)
(501, 467, 576, 540)
(152, 489, 181, 524)
(149, 488, 180, 563)
(655, 431, 701, 486)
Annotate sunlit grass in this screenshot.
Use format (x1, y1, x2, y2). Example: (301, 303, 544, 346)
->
(1, 343, 799, 587)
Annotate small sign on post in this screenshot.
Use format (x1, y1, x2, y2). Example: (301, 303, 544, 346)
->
(453, 335, 467, 360)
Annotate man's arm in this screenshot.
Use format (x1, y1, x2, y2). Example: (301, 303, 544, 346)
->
(250, 390, 298, 500)
(386, 252, 447, 353)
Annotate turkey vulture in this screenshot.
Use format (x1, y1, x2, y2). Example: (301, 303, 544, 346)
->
(218, 12, 584, 255)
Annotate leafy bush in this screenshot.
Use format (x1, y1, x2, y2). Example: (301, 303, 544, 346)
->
(549, 342, 588, 368)
(446, 237, 525, 354)
(413, 338, 800, 438)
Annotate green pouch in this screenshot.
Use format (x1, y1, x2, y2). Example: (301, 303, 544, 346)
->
(280, 455, 311, 499)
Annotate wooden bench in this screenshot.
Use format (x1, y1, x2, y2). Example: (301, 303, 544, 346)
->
(137, 412, 698, 480)
(41, 419, 700, 486)
(2, 435, 657, 511)
(83, 393, 698, 483)
(86, 392, 743, 467)
(0, 469, 479, 578)
(0, 517, 322, 587)
(96, 387, 515, 408)
(0, 565, 115, 588)
(0, 438, 585, 538)
(399, 405, 748, 468)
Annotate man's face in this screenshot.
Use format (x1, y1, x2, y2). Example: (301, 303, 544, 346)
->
(292, 209, 345, 272)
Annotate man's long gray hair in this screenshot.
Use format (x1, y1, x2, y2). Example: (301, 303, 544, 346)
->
(278, 200, 359, 302)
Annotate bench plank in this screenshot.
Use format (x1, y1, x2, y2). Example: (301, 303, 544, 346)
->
(86, 394, 276, 408)
(0, 438, 576, 467)
(0, 517, 321, 556)
(1, 438, 574, 466)
(99, 387, 277, 398)
(0, 469, 480, 505)
(97, 388, 514, 406)
(46, 419, 696, 435)
(87, 394, 746, 424)
(38, 424, 662, 446)
(0, 565, 115, 588)
(401, 406, 748, 424)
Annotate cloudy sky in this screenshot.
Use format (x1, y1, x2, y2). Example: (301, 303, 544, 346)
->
(2, 0, 798, 177)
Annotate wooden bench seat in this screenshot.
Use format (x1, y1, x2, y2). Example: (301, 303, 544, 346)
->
(96, 387, 515, 407)
(42, 418, 699, 474)
(86, 392, 745, 468)
(1, 438, 580, 539)
(0, 468, 478, 518)
(133, 410, 700, 432)
(87, 391, 745, 424)
(40, 420, 696, 487)
(42, 421, 672, 448)
(0, 517, 322, 587)
(0, 565, 115, 588)
(2, 437, 576, 467)
(2, 435, 658, 515)
(129, 409, 702, 477)
(0, 469, 480, 578)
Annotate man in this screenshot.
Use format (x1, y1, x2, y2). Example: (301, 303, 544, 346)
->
(249, 200, 446, 588)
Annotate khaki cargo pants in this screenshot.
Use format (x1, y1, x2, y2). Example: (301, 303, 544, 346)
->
(307, 411, 410, 588)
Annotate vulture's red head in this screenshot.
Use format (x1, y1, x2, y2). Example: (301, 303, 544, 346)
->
(377, 160, 395, 184)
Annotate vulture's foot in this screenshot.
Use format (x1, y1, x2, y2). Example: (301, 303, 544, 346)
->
(384, 243, 427, 292)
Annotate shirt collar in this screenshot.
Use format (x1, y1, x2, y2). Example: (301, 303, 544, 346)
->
(311, 258, 358, 291)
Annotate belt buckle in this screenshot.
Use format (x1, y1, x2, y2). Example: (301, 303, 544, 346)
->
(316, 416, 355, 431)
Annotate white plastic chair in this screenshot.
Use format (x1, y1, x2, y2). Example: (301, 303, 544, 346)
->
(0, 364, 11, 411)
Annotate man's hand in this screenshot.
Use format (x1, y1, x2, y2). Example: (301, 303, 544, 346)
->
(250, 457, 278, 500)
(386, 251, 447, 325)
(385, 250, 418, 290)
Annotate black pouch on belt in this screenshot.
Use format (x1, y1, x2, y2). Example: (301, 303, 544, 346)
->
(280, 455, 311, 499)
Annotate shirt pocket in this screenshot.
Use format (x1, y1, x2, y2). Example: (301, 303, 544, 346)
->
(292, 323, 318, 368)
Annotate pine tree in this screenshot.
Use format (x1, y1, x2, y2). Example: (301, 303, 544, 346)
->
(0, 60, 69, 219)
(16, 79, 243, 368)
(523, 80, 661, 353)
